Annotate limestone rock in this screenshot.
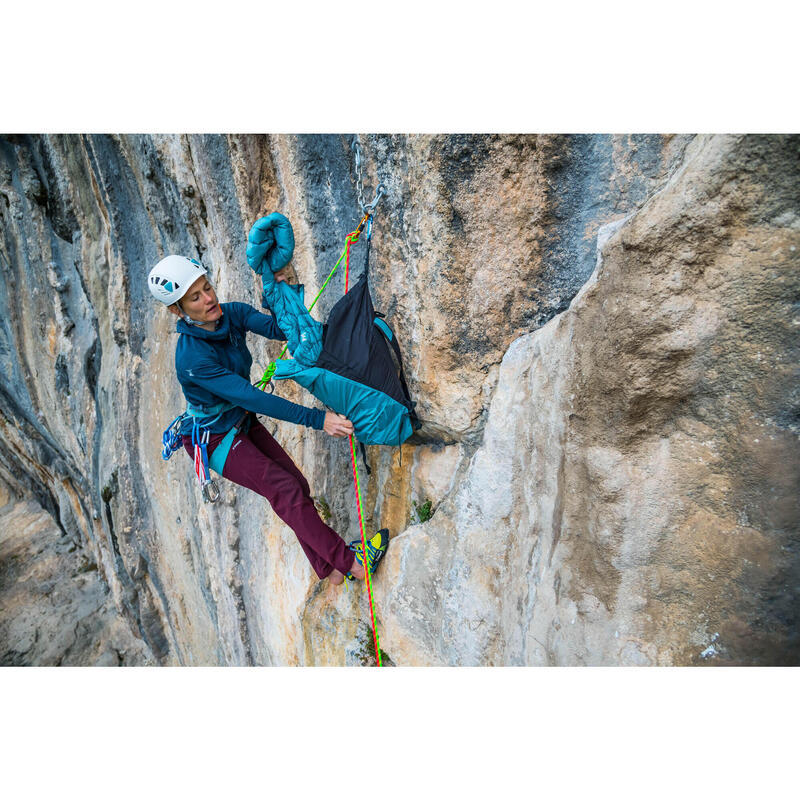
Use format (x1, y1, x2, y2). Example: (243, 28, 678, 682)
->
(374, 135, 800, 665)
(0, 133, 796, 665)
(0, 480, 151, 666)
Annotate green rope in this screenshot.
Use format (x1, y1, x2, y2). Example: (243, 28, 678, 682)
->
(350, 433, 382, 666)
(255, 361, 278, 390)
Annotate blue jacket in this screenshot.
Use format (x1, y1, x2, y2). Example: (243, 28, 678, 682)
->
(174, 302, 326, 435)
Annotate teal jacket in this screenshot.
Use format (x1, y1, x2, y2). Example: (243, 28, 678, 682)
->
(175, 302, 326, 435)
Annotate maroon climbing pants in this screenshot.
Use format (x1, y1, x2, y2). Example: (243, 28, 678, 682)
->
(182, 418, 354, 579)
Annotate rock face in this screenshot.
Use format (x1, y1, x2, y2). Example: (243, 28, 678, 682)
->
(0, 134, 797, 665)
(0, 479, 151, 665)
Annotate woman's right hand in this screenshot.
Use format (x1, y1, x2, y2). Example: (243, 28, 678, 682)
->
(323, 412, 354, 438)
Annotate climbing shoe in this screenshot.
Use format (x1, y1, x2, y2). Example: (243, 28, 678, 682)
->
(345, 528, 390, 582)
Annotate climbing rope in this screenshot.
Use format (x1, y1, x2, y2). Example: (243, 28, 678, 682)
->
(345, 212, 382, 664)
(350, 432, 382, 665)
(254, 140, 387, 664)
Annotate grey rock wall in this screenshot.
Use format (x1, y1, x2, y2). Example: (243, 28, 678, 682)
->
(0, 133, 796, 665)
(0, 479, 150, 665)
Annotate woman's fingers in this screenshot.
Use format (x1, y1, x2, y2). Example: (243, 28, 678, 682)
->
(324, 412, 354, 437)
(334, 414, 353, 437)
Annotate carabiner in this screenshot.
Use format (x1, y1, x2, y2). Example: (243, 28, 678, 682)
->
(202, 479, 221, 504)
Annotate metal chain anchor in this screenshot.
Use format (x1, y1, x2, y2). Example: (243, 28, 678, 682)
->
(352, 136, 386, 215)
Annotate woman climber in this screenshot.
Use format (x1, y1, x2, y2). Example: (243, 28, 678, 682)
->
(148, 254, 389, 585)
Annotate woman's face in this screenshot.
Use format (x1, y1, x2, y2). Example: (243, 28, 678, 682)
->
(170, 275, 222, 324)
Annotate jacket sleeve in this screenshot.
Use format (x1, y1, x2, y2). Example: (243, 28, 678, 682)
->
(235, 302, 287, 341)
(184, 358, 325, 430)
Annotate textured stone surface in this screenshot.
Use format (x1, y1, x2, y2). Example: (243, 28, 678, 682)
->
(373, 136, 800, 665)
(0, 480, 151, 665)
(0, 133, 796, 665)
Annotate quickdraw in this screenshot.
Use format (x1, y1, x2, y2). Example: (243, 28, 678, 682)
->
(191, 419, 219, 503)
(161, 402, 244, 505)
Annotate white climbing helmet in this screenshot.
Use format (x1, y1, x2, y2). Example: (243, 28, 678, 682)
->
(148, 255, 207, 305)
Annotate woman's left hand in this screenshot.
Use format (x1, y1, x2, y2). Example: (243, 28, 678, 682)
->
(323, 412, 354, 438)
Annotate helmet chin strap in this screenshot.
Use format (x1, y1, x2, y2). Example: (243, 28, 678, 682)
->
(176, 299, 205, 326)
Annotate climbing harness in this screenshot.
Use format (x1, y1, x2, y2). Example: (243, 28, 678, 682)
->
(161, 401, 249, 504)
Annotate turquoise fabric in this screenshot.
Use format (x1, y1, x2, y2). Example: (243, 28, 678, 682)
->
(245, 214, 414, 447)
(208, 414, 253, 475)
(187, 399, 235, 424)
(373, 317, 393, 340)
(246, 214, 323, 367)
(272, 359, 413, 446)
(245, 212, 295, 273)
(208, 426, 237, 476)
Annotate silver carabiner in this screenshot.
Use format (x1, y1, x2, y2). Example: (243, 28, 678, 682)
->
(202, 479, 221, 504)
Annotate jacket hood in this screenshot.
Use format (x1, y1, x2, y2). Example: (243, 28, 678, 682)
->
(176, 306, 230, 340)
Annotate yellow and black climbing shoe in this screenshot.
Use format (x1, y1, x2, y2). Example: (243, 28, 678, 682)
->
(345, 528, 389, 582)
